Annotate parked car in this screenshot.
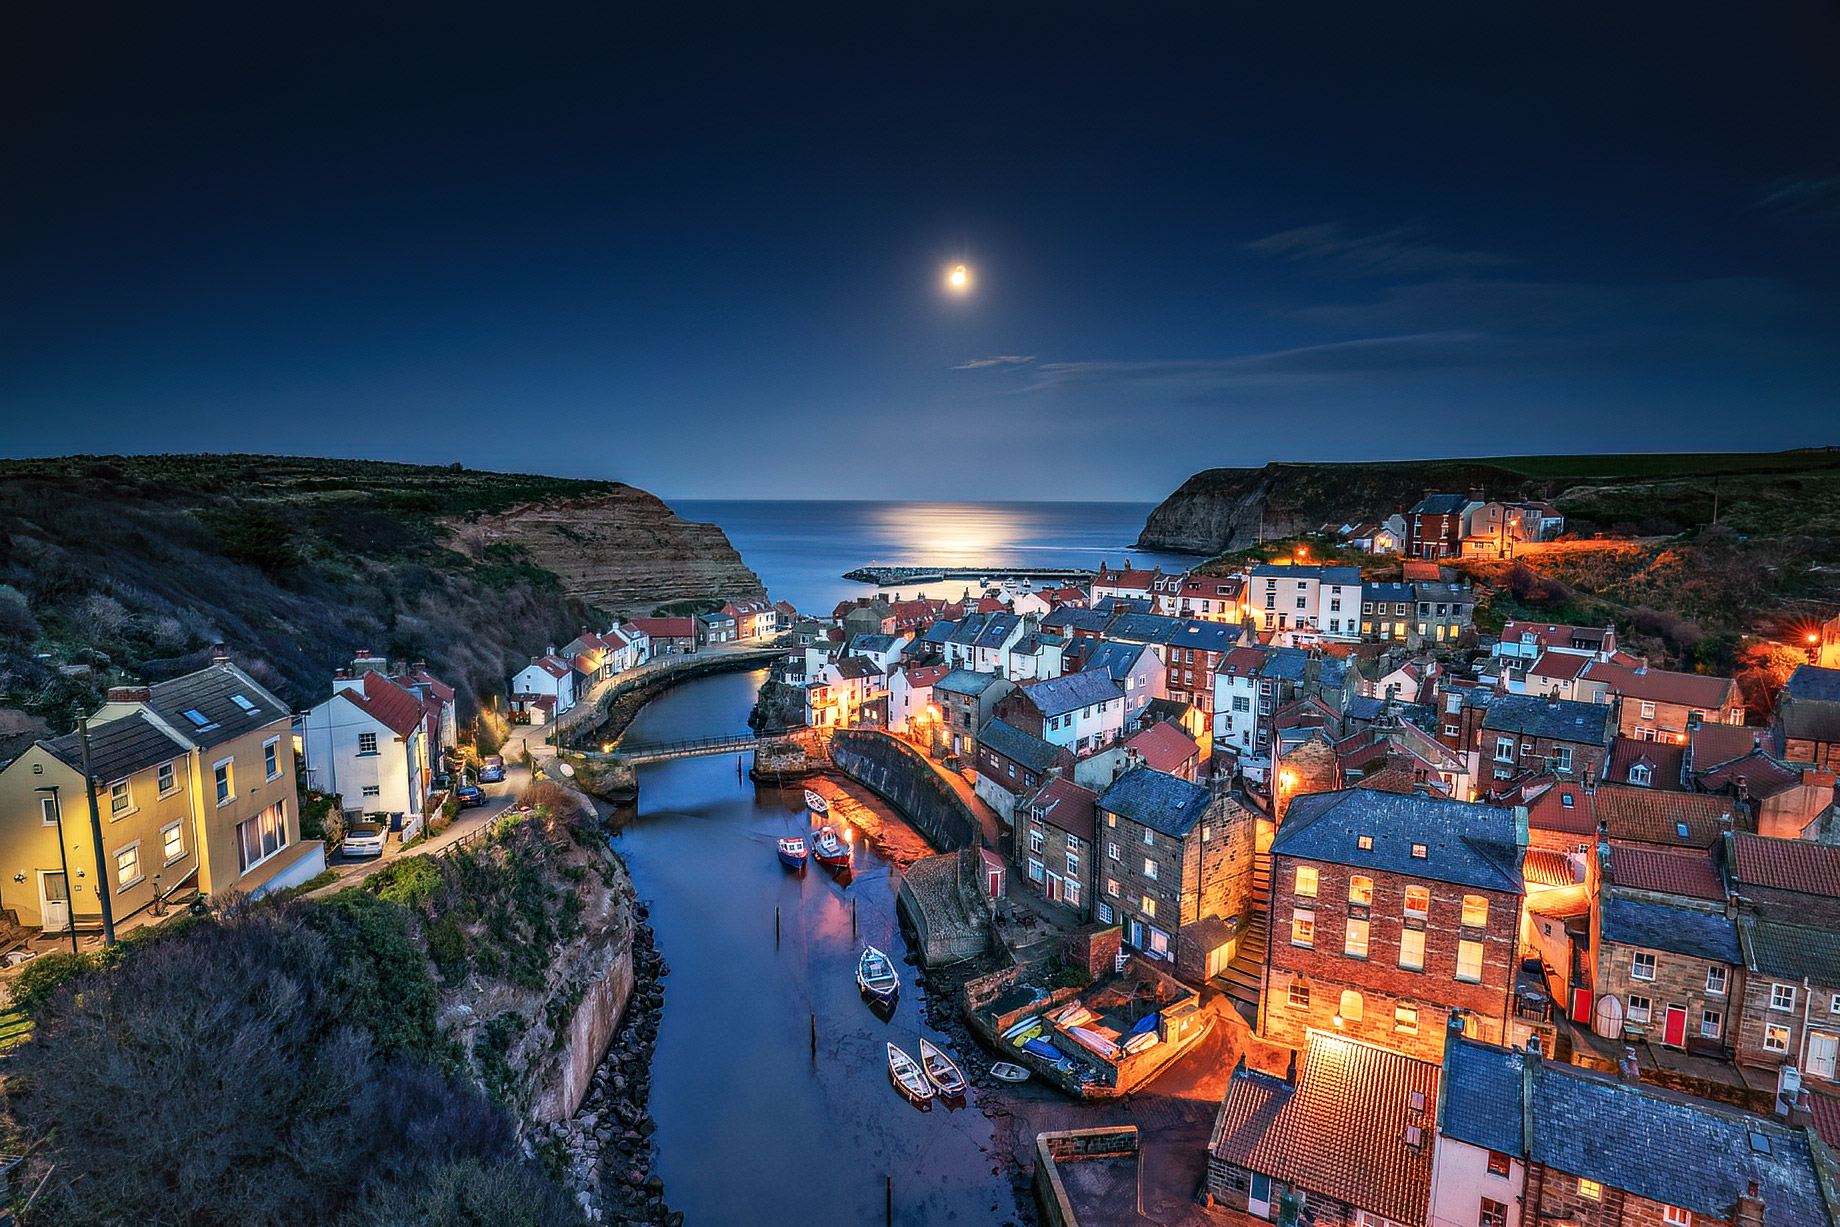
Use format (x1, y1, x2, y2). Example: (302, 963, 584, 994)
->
(343, 821, 387, 859)
(478, 755, 506, 783)
(454, 785, 486, 809)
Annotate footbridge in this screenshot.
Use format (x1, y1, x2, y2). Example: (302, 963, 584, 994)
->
(599, 733, 763, 766)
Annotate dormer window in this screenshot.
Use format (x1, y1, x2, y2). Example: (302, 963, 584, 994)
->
(1629, 763, 1652, 786)
(1561, 793, 1575, 809)
(1675, 822, 1690, 840)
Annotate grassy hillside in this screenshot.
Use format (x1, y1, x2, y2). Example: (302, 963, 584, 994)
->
(0, 454, 745, 735)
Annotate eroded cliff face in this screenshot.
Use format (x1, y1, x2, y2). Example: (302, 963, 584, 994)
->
(450, 487, 766, 614)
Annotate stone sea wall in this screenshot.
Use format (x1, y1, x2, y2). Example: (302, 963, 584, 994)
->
(830, 728, 982, 851)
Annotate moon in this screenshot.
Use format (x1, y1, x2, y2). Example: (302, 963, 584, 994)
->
(946, 264, 971, 292)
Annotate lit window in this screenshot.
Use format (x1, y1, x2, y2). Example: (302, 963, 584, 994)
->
(1294, 865, 1319, 897)
(1457, 939, 1484, 983)
(1344, 918, 1370, 959)
(1399, 929, 1426, 971)
(110, 780, 132, 816)
(1288, 979, 1310, 1009)
(1394, 1002, 1418, 1032)
(1632, 952, 1657, 981)
(1349, 875, 1373, 906)
(1141, 896, 1157, 920)
(1105, 878, 1119, 897)
(1403, 886, 1430, 919)
(1486, 1151, 1512, 1177)
(114, 843, 142, 889)
(1765, 1024, 1791, 1053)
(1662, 1207, 1689, 1227)
(1338, 989, 1363, 1021)
(1291, 908, 1315, 948)
(1578, 1178, 1603, 1200)
(1706, 966, 1727, 995)
(1461, 895, 1489, 928)
(1357, 834, 1374, 850)
(1772, 983, 1796, 1012)
(1410, 843, 1427, 859)
(1480, 1198, 1508, 1227)
(162, 822, 184, 863)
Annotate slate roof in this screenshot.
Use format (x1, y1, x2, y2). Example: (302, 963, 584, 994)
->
(147, 663, 289, 748)
(1778, 693, 1840, 746)
(1042, 607, 1111, 635)
(1097, 766, 1210, 838)
(850, 633, 901, 654)
(1364, 582, 1414, 604)
(1019, 670, 1121, 718)
(1700, 750, 1803, 799)
(1784, 664, 1840, 703)
(1438, 1037, 1524, 1155)
(833, 657, 882, 681)
(1480, 694, 1611, 745)
(1528, 1060, 1829, 1227)
(1274, 790, 1523, 894)
(1599, 896, 1740, 965)
(933, 669, 1007, 698)
(1082, 641, 1153, 683)
(979, 719, 1065, 775)
(1210, 1032, 1437, 1227)
(921, 620, 958, 645)
(1024, 777, 1097, 843)
(1593, 784, 1733, 848)
(1250, 564, 1362, 585)
(45, 713, 190, 784)
(1608, 844, 1724, 901)
(1739, 916, 1840, 986)
(944, 613, 989, 646)
(1410, 494, 1469, 515)
(970, 613, 1021, 649)
(1729, 834, 1840, 900)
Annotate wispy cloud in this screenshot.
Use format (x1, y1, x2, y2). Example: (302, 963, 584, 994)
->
(952, 354, 1036, 370)
(1245, 222, 1513, 279)
(1755, 175, 1840, 225)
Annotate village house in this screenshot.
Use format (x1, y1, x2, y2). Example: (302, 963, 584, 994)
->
(1364, 581, 1418, 640)
(1003, 630, 1067, 681)
(932, 669, 1014, 760)
(887, 663, 948, 737)
(1696, 739, 1835, 841)
(1081, 640, 1165, 723)
(1345, 513, 1407, 554)
(721, 598, 776, 639)
(696, 609, 737, 645)
(1478, 694, 1613, 783)
(1265, 789, 1526, 1060)
(1208, 1030, 1441, 1227)
(562, 630, 614, 683)
(1090, 564, 1162, 606)
(608, 622, 649, 670)
(991, 670, 1126, 756)
(511, 652, 578, 719)
(803, 656, 883, 728)
(1101, 613, 1242, 715)
(1406, 492, 1472, 559)
(1491, 621, 1619, 665)
(1725, 835, 1840, 1093)
(1502, 649, 1595, 700)
(1147, 572, 1246, 621)
(1774, 665, 1840, 769)
(1249, 564, 1364, 642)
(1095, 766, 1255, 981)
(625, 616, 697, 655)
(1461, 498, 1544, 558)
(1017, 776, 1097, 917)
(1435, 1031, 1829, 1227)
(841, 632, 912, 675)
(1576, 660, 1745, 741)
(302, 662, 445, 818)
(972, 718, 1071, 827)
(1411, 576, 1475, 645)
(1212, 645, 1272, 760)
(1606, 733, 1689, 789)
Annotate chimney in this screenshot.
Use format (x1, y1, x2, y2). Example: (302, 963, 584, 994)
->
(1284, 1047, 1298, 1085)
(1617, 1047, 1640, 1082)
(1733, 1181, 1766, 1227)
(106, 685, 151, 704)
(211, 643, 230, 663)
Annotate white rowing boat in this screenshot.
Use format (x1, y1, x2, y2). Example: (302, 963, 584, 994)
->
(887, 1043, 935, 1102)
(918, 1038, 967, 1097)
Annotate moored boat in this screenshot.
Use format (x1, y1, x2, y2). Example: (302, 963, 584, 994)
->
(776, 836, 808, 869)
(989, 1061, 1031, 1084)
(918, 1038, 967, 1098)
(811, 824, 852, 867)
(804, 788, 828, 814)
(887, 1043, 934, 1103)
(857, 945, 900, 1004)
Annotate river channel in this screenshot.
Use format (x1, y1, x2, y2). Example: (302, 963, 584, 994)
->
(609, 667, 1015, 1226)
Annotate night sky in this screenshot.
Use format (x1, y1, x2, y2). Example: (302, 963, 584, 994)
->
(6, 3, 1839, 499)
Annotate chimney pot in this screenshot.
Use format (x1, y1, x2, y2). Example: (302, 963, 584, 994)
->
(211, 643, 230, 662)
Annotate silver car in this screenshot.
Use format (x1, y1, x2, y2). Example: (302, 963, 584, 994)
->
(343, 821, 387, 859)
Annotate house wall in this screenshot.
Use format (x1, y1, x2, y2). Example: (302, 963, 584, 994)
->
(1096, 810, 1185, 959)
(1263, 855, 1520, 1062)
(1733, 974, 1840, 1091)
(1021, 816, 1090, 918)
(1204, 1160, 1368, 1227)
(1590, 926, 1738, 1053)
(1479, 729, 1607, 785)
(1527, 1164, 1729, 1227)
(303, 700, 422, 817)
(1428, 1137, 1523, 1227)
(191, 716, 312, 897)
(1613, 694, 1741, 742)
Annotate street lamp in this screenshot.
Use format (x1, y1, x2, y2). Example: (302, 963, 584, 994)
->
(33, 785, 79, 955)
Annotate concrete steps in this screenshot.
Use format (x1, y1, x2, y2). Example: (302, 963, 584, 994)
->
(1219, 852, 1275, 1022)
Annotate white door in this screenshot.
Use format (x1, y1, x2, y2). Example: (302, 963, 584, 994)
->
(1809, 1032, 1838, 1080)
(1205, 942, 1233, 980)
(39, 870, 70, 932)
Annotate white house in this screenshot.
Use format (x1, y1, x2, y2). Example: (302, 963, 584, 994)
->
(1003, 671, 1125, 755)
(1212, 645, 1272, 759)
(1082, 641, 1165, 723)
(889, 664, 949, 735)
(1005, 632, 1068, 681)
(1248, 564, 1363, 643)
(302, 667, 435, 818)
(513, 654, 578, 716)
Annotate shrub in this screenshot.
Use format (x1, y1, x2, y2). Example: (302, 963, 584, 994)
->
(369, 855, 446, 912)
(10, 949, 98, 1014)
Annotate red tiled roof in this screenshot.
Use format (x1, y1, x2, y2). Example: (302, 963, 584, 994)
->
(1523, 849, 1580, 887)
(1606, 736, 1688, 790)
(902, 665, 949, 689)
(1218, 646, 1268, 675)
(1127, 721, 1199, 774)
(1025, 777, 1097, 842)
(1401, 561, 1442, 582)
(1699, 750, 1804, 799)
(1594, 784, 1734, 848)
(1689, 721, 1772, 769)
(1808, 1091, 1840, 1151)
(341, 671, 425, 738)
(1211, 1031, 1437, 1227)
(626, 617, 696, 639)
(1529, 651, 1590, 681)
(1582, 662, 1738, 711)
(529, 655, 572, 679)
(1730, 834, 1840, 900)
(1609, 843, 1724, 901)
(1524, 781, 1597, 836)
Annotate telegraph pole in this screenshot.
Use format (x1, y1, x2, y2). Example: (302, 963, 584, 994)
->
(77, 715, 118, 946)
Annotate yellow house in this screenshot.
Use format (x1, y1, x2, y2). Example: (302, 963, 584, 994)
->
(0, 656, 325, 935)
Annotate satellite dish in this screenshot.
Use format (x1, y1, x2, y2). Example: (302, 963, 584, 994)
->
(559, 762, 576, 777)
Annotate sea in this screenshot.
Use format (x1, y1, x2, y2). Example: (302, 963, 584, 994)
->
(673, 500, 1198, 616)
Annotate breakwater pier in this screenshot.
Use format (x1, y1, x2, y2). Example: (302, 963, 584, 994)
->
(843, 563, 1094, 588)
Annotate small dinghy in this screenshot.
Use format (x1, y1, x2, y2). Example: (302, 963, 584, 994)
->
(811, 824, 853, 867)
(919, 1039, 967, 1098)
(1022, 1037, 1068, 1063)
(887, 1043, 934, 1104)
(776, 836, 808, 869)
(857, 946, 900, 1004)
(804, 788, 829, 814)
(990, 1061, 1031, 1084)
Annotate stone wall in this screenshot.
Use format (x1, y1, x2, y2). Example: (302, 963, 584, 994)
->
(1034, 1127, 1139, 1227)
(831, 728, 982, 851)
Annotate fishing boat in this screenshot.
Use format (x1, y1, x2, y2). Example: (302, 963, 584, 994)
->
(918, 1039, 967, 1098)
(887, 1043, 935, 1104)
(857, 945, 900, 1004)
(804, 788, 828, 814)
(989, 1061, 1031, 1084)
(811, 824, 853, 867)
(776, 836, 808, 869)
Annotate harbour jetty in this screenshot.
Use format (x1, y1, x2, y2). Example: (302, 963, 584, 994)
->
(843, 564, 1094, 587)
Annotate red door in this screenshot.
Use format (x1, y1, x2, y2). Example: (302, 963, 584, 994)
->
(1663, 1005, 1687, 1048)
(1570, 987, 1593, 1023)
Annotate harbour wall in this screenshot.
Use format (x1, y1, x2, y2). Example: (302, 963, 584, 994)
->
(829, 729, 983, 852)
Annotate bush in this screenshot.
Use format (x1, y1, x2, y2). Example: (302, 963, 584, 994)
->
(10, 949, 98, 1014)
(369, 856, 446, 912)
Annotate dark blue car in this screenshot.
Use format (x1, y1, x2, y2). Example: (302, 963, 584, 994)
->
(454, 785, 486, 809)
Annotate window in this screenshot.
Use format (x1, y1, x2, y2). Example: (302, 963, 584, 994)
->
(1461, 895, 1489, 928)
(1486, 1151, 1512, 1177)
(361, 785, 380, 798)
(213, 759, 234, 806)
(1640, 701, 1657, 719)
(40, 795, 59, 826)
(1294, 865, 1319, 897)
(1479, 1199, 1508, 1227)
(1028, 858, 1044, 883)
(1348, 875, 1373, 906)
(235, 803, 289, 874)
(1029, 827, 1044, 854)
(1772, 983, 1796, 1012)
(1142, 857, 1160, 881)
(1140, 896, 1157, 920)
(1105, 878, 1119, 897)
(1338, 989, 1363, 1022)
(1706, 966, 1727, 995)
(1232, 695, 1250, 713)
(1410, 843, 1427, 859)
(1494, 736, 1515, 762)
(1701, 1009, 1722, 1039)
(1291, 908, 1316, 948)
(158, 761, 177, 795)
(109, 780, 131, 816)
(357, 731, 378, 755)
(1632, 952, 1657, 981)
(1662, 1208, 1689, 1227)
(1765, 1024, 1791, 1052)
(1108, 842, 1119, 860)
(1832, 993, 1840, 1015)
(114, 842, 143, 890)
(1143, 827, 1154, 846)
(1627, 995, 1652, 1024)
(1456, 940, 1484, 983)
(1344, 918, 1370, 959)
(1394, 1002, 1418, 1032)
(1629, 763, 1653, 786)
(1357, 834, 1374, 850)
(1066, 850, 1079, 876)
(1444, 724, 1461, 737)
(1399, 929, 1426, 971)
(162, 821, 184, 863)
(1553, 746, 1573, 774)
(230, 693, 258, 713)
(1096, 902, 1113, 924)
(1288, 979, 1310, 1009)
(1403, 886, 1429, 919)
(1577, 1178, 1603, 1200)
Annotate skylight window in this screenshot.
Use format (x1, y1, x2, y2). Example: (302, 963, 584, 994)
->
(1410, 844, 1428, 859)
(182, 709, 213, 728)
(1357, 835, 1374, 851)
(1749, 1131, 1772, 1155)
(230, 694, 257, 713)
(1407, 1090, 1426, 1112)
(1676, 823, 1690, 839)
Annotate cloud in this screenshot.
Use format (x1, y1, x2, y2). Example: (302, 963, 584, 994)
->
(1025, 331, 1490, 392)
(952, 354, 1036, 370)
(1245, 222, 1514, 279)
(1755, 175, 1840, 225)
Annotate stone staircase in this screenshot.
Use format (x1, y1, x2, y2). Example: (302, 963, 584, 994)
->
(1219, 852, 1271, 1023)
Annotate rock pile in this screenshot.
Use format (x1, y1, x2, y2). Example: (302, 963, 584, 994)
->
(532, 903, 679, 1225)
